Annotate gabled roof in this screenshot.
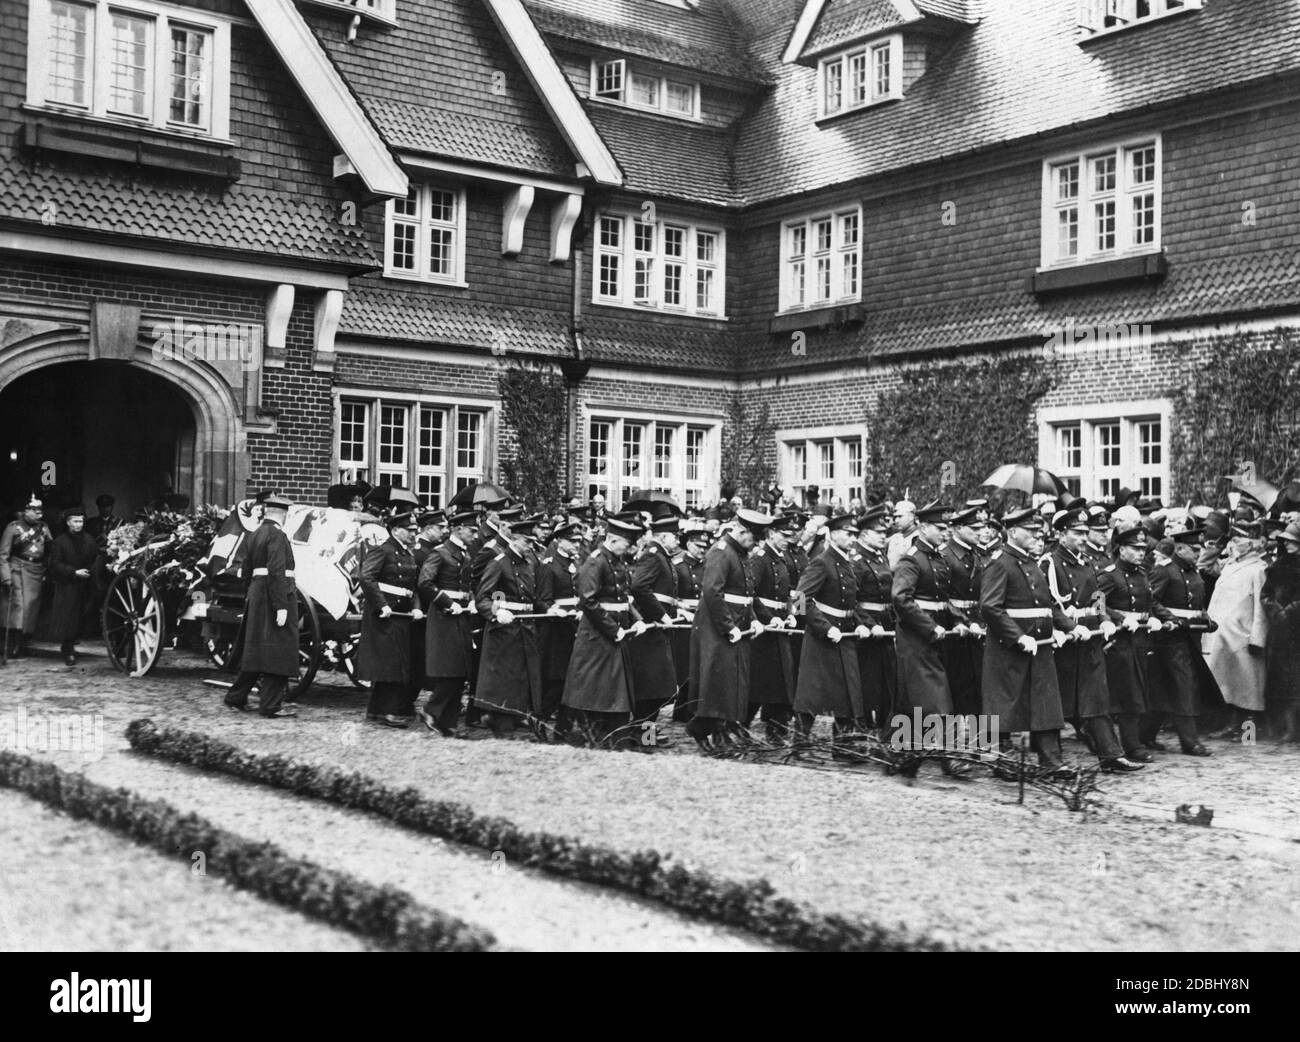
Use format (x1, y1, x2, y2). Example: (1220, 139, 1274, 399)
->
(801, 0, 920, 59)
(586, 107, 737, 207)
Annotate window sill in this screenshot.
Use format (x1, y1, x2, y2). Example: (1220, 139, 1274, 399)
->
(1030, 253, 1167, 294)
(21, 109, 239, 180)
(1078, 4, 1201, 44)
(586, 96, 704, 124)
(591, 301, 728, 321)
(381, 272, 469, 289)
(770, 302, 865, 334)
(815, 96, 902, 126)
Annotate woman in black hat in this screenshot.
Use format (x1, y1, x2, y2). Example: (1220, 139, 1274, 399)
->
(48, 506, 100, 665)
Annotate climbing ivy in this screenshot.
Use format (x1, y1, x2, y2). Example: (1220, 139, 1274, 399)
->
(864, 356, 1055, 504)
(497, 361, 566, 512)
(722, 395, 776, 506)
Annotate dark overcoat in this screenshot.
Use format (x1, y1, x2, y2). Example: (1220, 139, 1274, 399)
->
(48, 530, 99, 641)
(979, 543, 1070, 731)
(892, 540, 953, 715)
(237, 519, 300, 676)
(474, 547, 543, 716)
(691, 534, 755, 723)
(748, 541, 795, 705)
(793, 545, 864, 719)
(672, 552, 704, 694)
(629, 542, 679, 706)
(1097, 559, 1169, 714)
(1150, 557, 1211, 715)
(1044, 544, 1110, 719)
(357, 536, 418, 684)
(1261, 553, 1300, 708)
(940, 537, 984, 716)
(536, 549, 579, 681)
(419, 537, 476, 679)
(563, 545, 636, 714)
(853, 545, 895, 724)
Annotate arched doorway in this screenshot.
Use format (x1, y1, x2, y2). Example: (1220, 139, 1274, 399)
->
(0, 362, 197, 518)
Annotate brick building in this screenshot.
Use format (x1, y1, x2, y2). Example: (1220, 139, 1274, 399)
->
(2, 0, 1297, 514)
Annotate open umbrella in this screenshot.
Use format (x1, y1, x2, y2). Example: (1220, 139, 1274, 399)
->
(980, 464, 1068, 497)
(623, 490, 683, 517)
(1226, 472, 1279, 513)
(447, 481, 512, 509)
(364, 484, 421, 513)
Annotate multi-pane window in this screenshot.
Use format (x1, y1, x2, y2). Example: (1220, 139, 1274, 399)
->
(386, 185, 465, 283)
(1044, 138, 1160, 267)
(781, 208, 862, 311)
(337, 396, 490, 507)
(779, 430, 867, 506)
(587, 415, 718, 506)
(595, 213, 725, 317)
(820, 36, 901, 117)
(1080, 0, 1202, 32)
(29, 0, 228, 136)
(592, 58, 698, 119)
(1042, 410, 1168, 502)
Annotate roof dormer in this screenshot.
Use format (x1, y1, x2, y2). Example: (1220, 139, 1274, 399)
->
(785, 0, 984, 67)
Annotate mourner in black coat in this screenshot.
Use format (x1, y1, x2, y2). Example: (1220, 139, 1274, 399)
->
(628, 518, 683, 723)
(747, 518, 798, 740)
(1148, 530, 1215, 756)
(852, 506, 896, 730)
(358, 512, 425, 728)
(670, 527, 708, 721)
(416, 511, 478, 735)
(1261, 527, 1300, 741)
(536, 522, 583, 725)
(48, 507, 100, 663)
(474, 520, 543, 735)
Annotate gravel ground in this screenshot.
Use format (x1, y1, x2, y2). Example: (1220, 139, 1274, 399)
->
(3, 643, 1299, 951)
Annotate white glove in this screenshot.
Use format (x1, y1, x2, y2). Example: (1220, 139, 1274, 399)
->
(379, 605, 393, 619)
(1122, 616, 1141, 633)
(446, 601, 464, 615)
(547, 604, 568, 617)
(1147, 617, 1163, 634)
(1051, 629, 1070, 648)
(786, 614, 798, 629)
(765, 615, 783, 630)
(729, 625, 743, 644)
(854, 624, 870, 639)
(967, 623, 986, 638)
(1100, 620, 1118, 640)
(496, 608, 515, 625)
(931, 625, 947, 642)
(870, 624, 887, 639)
(631, 619, 649, 637)
(411, 608, 425, 622)
(827, 626, 843, 644)
(951, 622, 969, 638)
(75, 568, 91, 579)
(1017, 633, 1038, 655)
(1073, 626, 1093, 642)
(677, 608, 694, 623)
(275, 609, 288, 627)
(749, 619, 764, 637)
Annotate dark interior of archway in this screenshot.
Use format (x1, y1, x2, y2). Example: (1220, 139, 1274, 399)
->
(0, 361, 195, 526)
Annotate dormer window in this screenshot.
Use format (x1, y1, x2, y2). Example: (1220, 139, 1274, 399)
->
(1078, 0, 1202, 36)
(819, 35, 901, 119)
(591, 59, 700, 120)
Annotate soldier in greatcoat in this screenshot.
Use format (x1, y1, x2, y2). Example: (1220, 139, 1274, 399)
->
(416, 509, 478, 735)
(793, 513, 870, 739)
(1098, 524, 1172, 761)
(979, 507, 1074, 770)
(1, 495, 52, 658)
(536, 521, 582, 726)
(563, 514, 648, 740)
(892, 500, 955, 719)
(1043, 508, 1140, 772)
(407, 509, 445, 707)
(48, 506, 100, 665)
(687, 509, 770, 748)
(474, 517, 543, 735)
(1148, 526, 1214, 755)
(748, 513, 798, 740)
(223, 494, 301, 719)
(853, 505, 896, 731)
(670, 523, 708, 721)
(629, 515, 683, 725)
(939, 505, 988, 716)
(357, 508, 425, 728)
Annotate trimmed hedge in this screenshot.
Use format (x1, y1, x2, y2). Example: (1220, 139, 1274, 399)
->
(126, 719, 952, 952)
(0, 750, 496, 952)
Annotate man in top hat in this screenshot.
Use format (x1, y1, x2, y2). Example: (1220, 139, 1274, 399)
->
(356, 506, 425, 728)
(671, 521, 709, 721)
(1, 495, 52, 658)
(853, 504, 896, 731)
(1097, 524, 1172, 762)
(886, 499, 918, 569)
(1043, 508, 1140, 772)
(940, 505, 988, 717)
(536, 520, 583, 727)
(892, 500, 956, 724)
(224, 494, 302, 718)
(629, 514, 683, 728)
(793, 513, 870, 743)
(473, 515, 543, 735)
(48, 505, 100, 666)
(1148, 527, 1215, 756)
(687, 509, 769, 748)
(563, 513, 647, 741)
(979, 507, 1075, 770)
(416, 509, 479, 736)
(747, 511, 799, 741)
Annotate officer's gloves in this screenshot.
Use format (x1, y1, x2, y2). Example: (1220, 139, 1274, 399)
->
(275, 609, 288, 627)
(1050, 629, 1070, 648)
(1100, 620, 1118, 640)
(1146, 617, 1164, 633)
(495, 608, 515, 625)
(728, 625, 744, 644)
(826, 626, 843, 644)
(1016, 633, 1038, 655)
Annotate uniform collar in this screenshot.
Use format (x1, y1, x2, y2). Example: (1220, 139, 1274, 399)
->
(449, 535, 467, 550)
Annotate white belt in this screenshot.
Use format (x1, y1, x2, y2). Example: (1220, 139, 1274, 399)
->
(599, 601, 632, 612)
(653, 592, 678, 605)
(552, 597, 578, 607)
(947, 598, 976, 610)
(1067, 606, 1099, 619)
(495, 601, 532, 612)
(1118, 610, 1148, 621)
(439, 589, 470, 600)
(250, 568, 294, 577)
(723, 593, 751, 606)
(379, 582, 413, 598)
(1006, 607, 1051, 619)
(913, 598, 947, 611)
(857, 601, 888, 612)
(814, 600, 850, 618)
(758, 597, 786, 610)
(1166, 607, 1204, 619)
(679, 598, 699, 610)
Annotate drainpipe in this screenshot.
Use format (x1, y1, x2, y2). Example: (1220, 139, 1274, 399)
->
(560, 231, 591, 498)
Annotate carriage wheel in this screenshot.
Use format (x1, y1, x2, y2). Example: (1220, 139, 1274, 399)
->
(289, 593, 323, 700)
(102, 571, 166, 677)
(338, 631, 370, 690)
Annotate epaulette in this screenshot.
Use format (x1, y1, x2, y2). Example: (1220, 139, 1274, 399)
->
(990, 550, 1002, 560)
(540, 556, 553, 565)
(1102, 564, 1117, 572)
(493, 552, 505, 561)
(906, 545, 917, 556)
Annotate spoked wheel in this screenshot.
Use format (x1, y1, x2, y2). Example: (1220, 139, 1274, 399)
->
(289, 592, 323, 700)
(102, 570, 166, 677)
(205, 634, 238, 672)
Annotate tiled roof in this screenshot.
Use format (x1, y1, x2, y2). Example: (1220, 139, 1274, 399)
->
(0, 162, 374, 268)
(307, 1, 579, 180)
(913, 1, 985, 24)
(585, 106, 737, 206)
(583, 311, 735, 371)
(523, 0, 769, 84)
(803, 0, 914, 57)
(735, 0, 1300, 206)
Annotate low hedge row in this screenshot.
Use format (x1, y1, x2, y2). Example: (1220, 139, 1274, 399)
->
(0, 750, 496, 952)
(126, 718, 951, 952)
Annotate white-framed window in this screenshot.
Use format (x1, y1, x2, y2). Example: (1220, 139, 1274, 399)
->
(590, 58, 699, 120)
(819, 35, 901, 118)
(777, 426, 868, 507)
(594, 212, 726, 317)
(26, 0, 232, 138)
(384, 184, 466, 284)
(298, 0, 397, 23)
(1041, 137, 1160, 268)
(1079, 0, 1202, 34)
(585, 412, 720, 508)
(779, 207, 862, 312)
(1039, 401, 1170, 502)
(335, 392, 493, 508)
